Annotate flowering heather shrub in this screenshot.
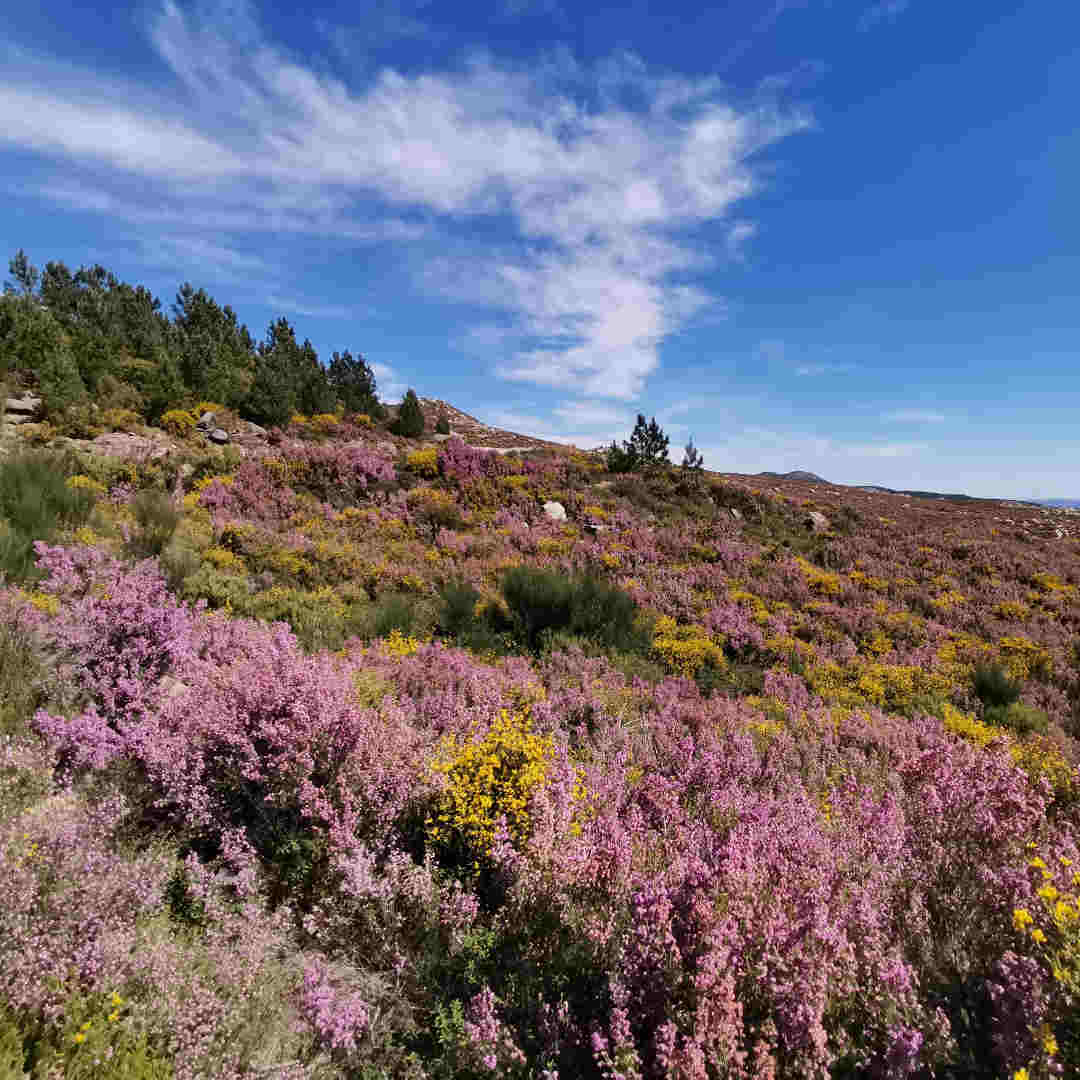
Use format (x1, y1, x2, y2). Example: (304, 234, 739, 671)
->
(438, 437, 510, 483)
(5, 433, 1080, 1078)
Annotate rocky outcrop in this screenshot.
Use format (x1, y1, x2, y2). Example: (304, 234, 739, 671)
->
(806, 511, 831, 534)
(543, 501, 567, 522)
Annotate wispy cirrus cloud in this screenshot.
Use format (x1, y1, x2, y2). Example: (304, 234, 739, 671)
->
(0, 0, 809, 401)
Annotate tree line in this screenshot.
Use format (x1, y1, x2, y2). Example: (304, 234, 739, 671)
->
(0, 250, 383, 429)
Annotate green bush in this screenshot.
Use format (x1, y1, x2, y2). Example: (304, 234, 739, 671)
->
(158, 536, 203, 593)
(370, 592, 421, 639)
(0, 996, 173, 1080)
(439, 580, 483, 642)
(0, 616, 42, 738)
(438, 581, 507, 654)
(499, 567, 647, 655)
(985, 700, 1050, 736)
(0, 452, 95, 582)
(435, 411, 451, 435)
(126, 491, 181, 559)
(973, 663, 1023, 710)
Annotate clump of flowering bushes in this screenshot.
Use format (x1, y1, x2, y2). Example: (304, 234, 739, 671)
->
(3, 433, 1080, 1078)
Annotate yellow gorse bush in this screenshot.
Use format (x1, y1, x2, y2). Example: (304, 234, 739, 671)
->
(383, 628, 423, 657)
(66, 474, 107, 496)
(160, 409, 197, 438)
(796, 556, 844, 597)
(203, 546, 246, 573)
(406, 448, 439, 477)
(998, 635, 1054, 681)
(428, 708, 552, 858)
(309, 413, 340, 434)
(652, 616, 726, 678)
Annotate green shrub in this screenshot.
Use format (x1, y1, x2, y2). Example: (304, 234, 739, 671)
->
(438, 581, 507, 654)
(126, 490, 181, 559)
(435, 411, 451, 435)
(0, 995, 173, 1080)
(499, 567, 646, 655)
(0, 616, 43, 738)
(973, 662, 1023, 710)
(439, 580, 483, 642)
(984, 700, 1050, 736)
(0, 452, 95, 582)
(158, 536, 203, 593)
(181, 565, 251, 611)
(370, 592, 420, 639)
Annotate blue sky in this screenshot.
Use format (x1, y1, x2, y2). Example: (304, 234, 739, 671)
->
(2, 0, 1077, 498)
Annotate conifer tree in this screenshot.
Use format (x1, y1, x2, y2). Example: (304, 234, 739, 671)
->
(681, 436, 704, 472)
(627, 413, 670, 473)
(391, 389, 425, 437)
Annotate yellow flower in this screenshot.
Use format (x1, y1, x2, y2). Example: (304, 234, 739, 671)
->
(1038, 885, 1060, 903)
(1031, 928, 1047, 944)
(1013, 1070, 1029, 1080)
(1013, 908, 1034, 930)
(1043, 1032, 1059, 1056)
(107, 1010, 120, 1022)
(73, 1032, 86, 1044)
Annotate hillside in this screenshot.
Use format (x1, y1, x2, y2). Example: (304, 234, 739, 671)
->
(3, 386, 1080, 1078)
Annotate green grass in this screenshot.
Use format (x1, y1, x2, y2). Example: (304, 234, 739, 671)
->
(0, 452, 95, 583)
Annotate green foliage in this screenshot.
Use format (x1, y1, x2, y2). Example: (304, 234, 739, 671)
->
(681, 436, 704, 472)
(438, 581, 507, 654)
(0, 996, 173, 1080)
(435, 411, 451, 435)
(0, 452, 95, 582)
(0, 616, 42, 738)
(245, 318, 301, 429)
(370, 592, 421, 639)
(171, 284, 255, 408)
(499, 567, 647, 655)
(391, 389, 425, 438)
(327, 349, 383, 418)
(605, 441, 636, 475)
(164, 867, 207, 929)
(5, 249, 40, 298)
(627, 414, 670, 473)
(984, 700, 1050, 736)
(973, 662, 1023, 710)
(126, 491, 181, 559)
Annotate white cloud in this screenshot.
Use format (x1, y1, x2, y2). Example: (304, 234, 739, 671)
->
(0, 0, 809, 402)
(372, 361, 408, 401)
(882, 408, 946, 423)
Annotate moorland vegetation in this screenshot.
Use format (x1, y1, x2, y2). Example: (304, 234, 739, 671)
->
(2, 251, 1080, 1079)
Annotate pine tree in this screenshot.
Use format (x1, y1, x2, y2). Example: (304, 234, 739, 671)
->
(626, 414, 670, 472)
(327, 350, 382, 417)
(391, 389, 425, 437)
(681, 436, 704, 472)
(245, 318, 301, 429)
